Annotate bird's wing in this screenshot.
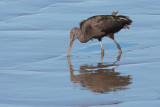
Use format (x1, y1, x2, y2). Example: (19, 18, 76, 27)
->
(92, 15, 123, 34)
(79, 20, 85, 26)
(80, 15, 124, 39)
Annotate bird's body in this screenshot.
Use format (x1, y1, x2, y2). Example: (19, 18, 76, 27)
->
(78, 15, 132, 43)
(67, 11, 132, 57)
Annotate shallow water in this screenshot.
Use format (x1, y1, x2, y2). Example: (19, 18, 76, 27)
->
(0, 0, 160, 107)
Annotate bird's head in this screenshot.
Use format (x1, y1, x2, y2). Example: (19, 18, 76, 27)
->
(70, 27, 79, 41)
(67, 27, 79, 57)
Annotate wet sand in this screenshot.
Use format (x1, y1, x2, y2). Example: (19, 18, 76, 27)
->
(0, 0, 160, 106)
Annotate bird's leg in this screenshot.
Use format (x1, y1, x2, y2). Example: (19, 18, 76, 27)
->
(100, 51, 104, 63)
(98, 39, 104, 54)
(107, 34, 122, 53)
(113, 39, 122, 53)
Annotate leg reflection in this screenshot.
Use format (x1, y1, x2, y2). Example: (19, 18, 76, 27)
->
(100, 50, 122, 64)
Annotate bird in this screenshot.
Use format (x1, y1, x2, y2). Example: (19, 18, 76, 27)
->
(67, 11, 132, 57)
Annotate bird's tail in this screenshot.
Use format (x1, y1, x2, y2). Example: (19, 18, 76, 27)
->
(117, 15, 133, 29)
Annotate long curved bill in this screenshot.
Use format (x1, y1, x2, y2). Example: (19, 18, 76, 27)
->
(67, 39, 74, 57)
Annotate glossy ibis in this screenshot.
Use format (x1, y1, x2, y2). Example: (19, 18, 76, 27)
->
(67, 11, 132, 57)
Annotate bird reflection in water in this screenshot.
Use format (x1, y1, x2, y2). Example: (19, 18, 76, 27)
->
(67, 53, 132, 94)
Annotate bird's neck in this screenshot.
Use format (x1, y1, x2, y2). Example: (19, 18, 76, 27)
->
(77, 29, 88, 43)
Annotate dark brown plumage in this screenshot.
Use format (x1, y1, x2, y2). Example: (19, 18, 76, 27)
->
(67, 11, 132, 57)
